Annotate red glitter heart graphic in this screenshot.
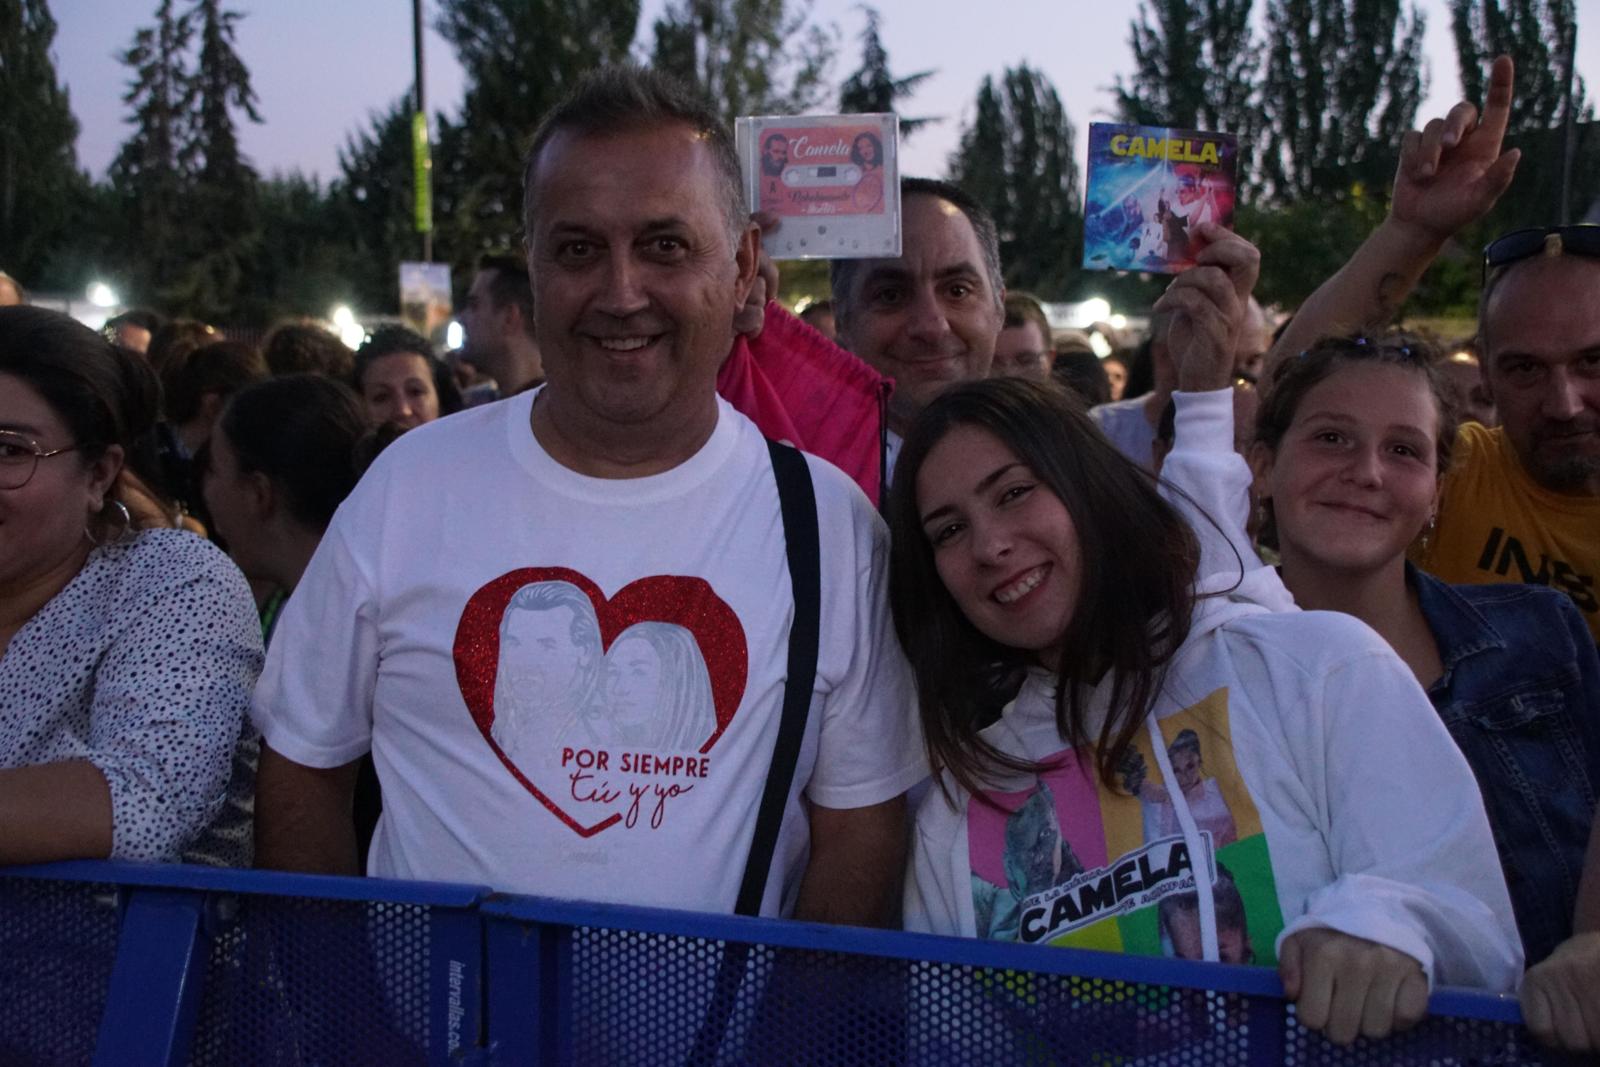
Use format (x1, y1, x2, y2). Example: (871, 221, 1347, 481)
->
(454, 567, 748, 837)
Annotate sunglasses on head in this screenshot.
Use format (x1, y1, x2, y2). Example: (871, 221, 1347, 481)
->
(1482, 225, 1600, 284)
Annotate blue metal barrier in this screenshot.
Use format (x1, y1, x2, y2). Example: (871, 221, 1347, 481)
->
(0, 862, 1577, 1066)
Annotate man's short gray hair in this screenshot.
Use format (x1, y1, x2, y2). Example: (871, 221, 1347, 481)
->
(520, 65, 747, 249)
(829, 177, 1005, 324)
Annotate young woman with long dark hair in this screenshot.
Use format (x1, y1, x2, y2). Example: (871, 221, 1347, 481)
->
(889, 231, 1521, 1046)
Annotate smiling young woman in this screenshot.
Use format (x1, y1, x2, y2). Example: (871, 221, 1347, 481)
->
(888, 371, 1522, 1047)
(1244, 334, 1600, 970)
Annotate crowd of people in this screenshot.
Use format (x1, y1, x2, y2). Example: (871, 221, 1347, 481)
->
(1, 53, 1597, 1055)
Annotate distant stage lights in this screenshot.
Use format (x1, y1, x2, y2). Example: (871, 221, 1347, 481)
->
(87, 282, 119, 308)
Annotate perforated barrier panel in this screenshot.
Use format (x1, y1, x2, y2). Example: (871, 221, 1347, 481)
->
(0, 877, 120, 1067)
(187, 894, 433, 1066)
(0, 864, 1581, 1066)
(1283, 1002, 1583, 1067)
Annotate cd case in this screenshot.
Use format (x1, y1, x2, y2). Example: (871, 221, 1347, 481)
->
(736, 113, 901, 260)
(1082, 123, 1239, 275)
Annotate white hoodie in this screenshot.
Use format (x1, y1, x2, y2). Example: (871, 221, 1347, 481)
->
(903, 389, 1522, 992)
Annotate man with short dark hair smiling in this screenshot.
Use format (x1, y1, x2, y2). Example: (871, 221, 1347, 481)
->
(830, 177, 1007, 480)
(252, 68, 923, 938)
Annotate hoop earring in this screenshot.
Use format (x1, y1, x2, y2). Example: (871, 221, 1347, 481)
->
(84, 500, 133, 547)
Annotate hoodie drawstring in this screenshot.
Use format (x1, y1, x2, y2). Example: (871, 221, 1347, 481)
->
(1145, 714, 1219, 962)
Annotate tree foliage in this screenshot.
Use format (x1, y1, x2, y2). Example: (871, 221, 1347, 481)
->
(0, 0, 85, 289)
(242, 172, 366, 325)
(435, 0, 639, 273)
(1451, 0, 1588, 133)
(650, 0, 835, 127)
(103, 0, 263, 318)
(334, 98, 421, 314)
(1449, 1, 1596, 228)
(1259, 0, 1426, 203)
(948, 65, 1082, 297)
(181, 0, 262, 319)
(1114, 0, 1261, 185)
(837, 7, 935, 139)
(108, 0, 195, 308)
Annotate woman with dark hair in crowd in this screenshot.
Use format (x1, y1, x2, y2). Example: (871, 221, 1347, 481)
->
(262, 321, 354, 379)
(0, 306, 261, 866)
(202, 374, 388, 856)
(203, 374, 368, 643)
(889, 236, 1522, 1046)
(1049, 350, 1111, 408)
(352, 325, 462, 431)
(1233, 334, 1600, 973)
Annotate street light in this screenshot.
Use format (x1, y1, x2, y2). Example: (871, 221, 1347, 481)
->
(330, 305, 365, 350)
(1077, 297, 1112, 325)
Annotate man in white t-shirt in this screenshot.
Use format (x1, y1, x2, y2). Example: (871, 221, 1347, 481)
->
(251, 66, 924, 925)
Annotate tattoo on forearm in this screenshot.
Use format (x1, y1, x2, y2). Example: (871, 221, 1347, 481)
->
(1375, 271, 1406, 325)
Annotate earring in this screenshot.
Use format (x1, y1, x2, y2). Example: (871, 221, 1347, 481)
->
(1418, 513, 1438, 554)
(84, 500, 133, 547)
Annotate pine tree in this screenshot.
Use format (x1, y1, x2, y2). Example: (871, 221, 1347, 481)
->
(1113, 0, 1260, 186)
(435, 0, 639, 270)
(183, 0, 262, 319)
(949, 66, 1082, 297)
(837, 7, 935, 139)
(0, 0, 85, 288)
(109, 0, 195, 308)
(1258, 0, 1427, 203)
(649, 0, 835, 126)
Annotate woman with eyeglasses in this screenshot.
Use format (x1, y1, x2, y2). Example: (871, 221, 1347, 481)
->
(0, 306, 262, 866)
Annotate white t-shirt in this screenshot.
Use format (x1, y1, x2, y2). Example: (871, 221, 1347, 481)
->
(252, 390, 925, 916)
(1089, 395, 1160, 472)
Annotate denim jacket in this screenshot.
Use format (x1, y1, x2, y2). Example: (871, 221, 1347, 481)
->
(1413, 563, 1600, 965)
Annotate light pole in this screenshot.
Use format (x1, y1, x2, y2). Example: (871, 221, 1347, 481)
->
(413, 0, 433, 262)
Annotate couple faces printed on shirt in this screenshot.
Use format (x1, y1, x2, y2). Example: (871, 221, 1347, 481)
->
(973, 714, 1263, 964)
(491, 580, 716, 761)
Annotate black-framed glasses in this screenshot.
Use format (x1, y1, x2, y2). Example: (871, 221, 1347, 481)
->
(0, 430, 80, 490)
(1483, 225, 1600, 284)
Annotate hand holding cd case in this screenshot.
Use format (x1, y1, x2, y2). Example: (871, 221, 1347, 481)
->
(1082, 122, 1239, 275)
(736, 113, 901, 260)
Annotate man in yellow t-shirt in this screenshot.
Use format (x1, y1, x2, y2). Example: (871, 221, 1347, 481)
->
(1413, 232, 1600, 642)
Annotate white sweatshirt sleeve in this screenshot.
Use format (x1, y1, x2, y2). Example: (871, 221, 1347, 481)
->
(1161, 389, 1296, 610)
(1273, 639, 1524, 991)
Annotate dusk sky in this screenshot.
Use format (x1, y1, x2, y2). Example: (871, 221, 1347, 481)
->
(53, 1, 1599, 186)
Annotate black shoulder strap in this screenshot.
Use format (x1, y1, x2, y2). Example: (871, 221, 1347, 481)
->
(690, 440, 821, 1066)
(734, 438, 821, 916)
